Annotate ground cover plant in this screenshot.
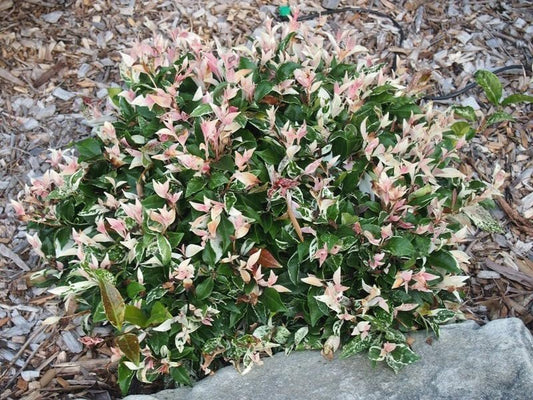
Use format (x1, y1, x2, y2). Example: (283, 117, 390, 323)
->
(13, 16, 505, 394)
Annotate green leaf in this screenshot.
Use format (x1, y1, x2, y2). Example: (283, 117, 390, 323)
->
(385, 237, 415, 258)
(145, 287, 168, 304)
(501, 93, 533, 106)
(261, 287, 287, 313)
(76, 137, 102, 161)
(148, 331, 169, 354)
(278, 32, 297, 53)
(276, 62, 301, 81)
(254, 81, 275, 102)
(170, 366, 192, 386)
(238, 56, 256, 71)
(452, 105, 476, 122)
(463, 204, 503, 233)
(428, 250, 461, 273)
(195, 277, 214, 301)
(368, 345, 384, 362)
(486, 111, 514, 125)
(384, 329, 406, 343)
(98, 279, 125, 330)
(92, 301, 107, 323)
(208, 171, 229, 189)
(474, 70, 502, 105)
(386, 344, 420, 373)
(107, 87, 122, 107)
(450, 121, 475, 138)
(142, 195, 166, 210)
(294, 326, 308, 346)
(167, 231, 185, 248)
(287, 252, 299, 286)
(256, 148, 281, 165)
(430, 308, 456, 324)
(341, 335, 372, 358)
(146, 301, 172, 326)
(307, 292, 326, 326)
(273, 326, 291, 344)
(212, 155, 235, 171)
(185, 177, 206, 197)
(116, 333, 140, 365)
(157, 234, 172, 266)
(126, 281, 145, 299)
(118, 362, 135, 395)
(190, 103, 212, 117)
(124, 305, 148, 327)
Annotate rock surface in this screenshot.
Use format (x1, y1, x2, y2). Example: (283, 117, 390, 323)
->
(124, 318, 533, 400)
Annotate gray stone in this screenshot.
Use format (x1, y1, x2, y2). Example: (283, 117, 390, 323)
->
(124, 319, 533, 400)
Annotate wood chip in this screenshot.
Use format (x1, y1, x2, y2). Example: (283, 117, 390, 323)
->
(0, 67, 25, 87)
(485, 259, 533, 288)
(32, 60, 66, 88)
(0, 244, 30, 271)
(39, 368, 57, 387)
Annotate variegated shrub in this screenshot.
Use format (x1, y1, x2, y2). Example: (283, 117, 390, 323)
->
(14, 16, 503, 394)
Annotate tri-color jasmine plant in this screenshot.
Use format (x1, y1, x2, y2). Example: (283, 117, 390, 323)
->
(13, 15, 503, 394)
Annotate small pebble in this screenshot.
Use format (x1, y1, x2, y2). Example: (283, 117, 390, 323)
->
(477, 270, 501, 280)
(461, 96, 480, 110)
(20, 370, 40, 381)
(41, 11, 63, 24)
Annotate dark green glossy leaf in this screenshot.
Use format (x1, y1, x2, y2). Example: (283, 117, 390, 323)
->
(195, 277, 214, 301)
(261, 287, 287, 313)
(157, 234, 172, 266)
(254, 81, 275, 102)
(76, 137, 102, 161)
(428, 250, 461, 274)
(208, 171, 229, 189)
(186, 177, 207, 197)
(118, 362, 135, 395)
(385, 237, 415, 258)
(276, 62, 301, 81)
(307, 291, 327, 327)
(170, 366, 193, 386)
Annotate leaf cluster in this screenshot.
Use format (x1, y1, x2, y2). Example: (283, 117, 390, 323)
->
(16, 18, 495, 394)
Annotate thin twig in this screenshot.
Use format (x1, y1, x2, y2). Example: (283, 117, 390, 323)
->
(0, 324, 46, 378)
(4, 334, 48, 389)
